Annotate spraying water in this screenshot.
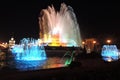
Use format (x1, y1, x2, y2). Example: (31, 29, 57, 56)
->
(39, 3, 82, 47)
(11, 38, 47, 61)
(61, 51, 76, 66)
(101, 45, 119, 62)
(8, 3, 81, 70)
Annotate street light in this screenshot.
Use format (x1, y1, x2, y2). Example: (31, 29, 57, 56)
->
(82, 41, 85, 45)
(106, 39, 111, 45)
(93, 41, 96, 44)
(82, 41, 85, 48)
(93, 40, 96, 52)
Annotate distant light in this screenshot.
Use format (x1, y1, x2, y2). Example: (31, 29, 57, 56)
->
(93, 41, 96, 44)
(106, 39, 111, 44)
(82, 41, 85, 45)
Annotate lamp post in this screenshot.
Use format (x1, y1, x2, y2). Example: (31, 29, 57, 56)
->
(82, 41, 85, 48)
(82, 41, 86, 53)
(93, 40, 96, 52)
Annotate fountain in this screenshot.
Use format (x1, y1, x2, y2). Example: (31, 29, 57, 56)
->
(8, 3, 81, 71)
(61, 51, 76, 66)
(11, 38, 47, 61)
(39, 3, 82, 47)
(9, 38, 47, 71)
(101, 45, 119, 62)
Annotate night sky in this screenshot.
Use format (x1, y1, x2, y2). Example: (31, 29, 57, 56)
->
(0, 0, 119, 44)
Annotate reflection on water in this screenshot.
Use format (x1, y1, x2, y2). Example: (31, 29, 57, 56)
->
(0, 57, 67, 71)
(8, 60, 47, 71)
(43, 57, 66, 69)
(0, 49, 75, 71)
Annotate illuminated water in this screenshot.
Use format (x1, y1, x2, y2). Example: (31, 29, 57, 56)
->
(0, 50, 73, 71)
(5, 37, 73, 71)
(39, 3, 82, 47)
(11, 38, 47, 61)
(61, 51, 76, 65)
(0, 3, 82, 71)
(0, 57, 67, 71)
(6, 38, 48, 71)
(101, 45, 119, 62)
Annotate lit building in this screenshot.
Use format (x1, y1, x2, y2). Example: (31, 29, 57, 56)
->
(0, 42, 8, 49)
(9, 37, 15, 48)
(84, 38, 97, 53)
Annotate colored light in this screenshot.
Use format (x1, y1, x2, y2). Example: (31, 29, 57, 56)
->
(101, 45, 119, 62)
(11, 38, 47, 61)
(39, 3, 82, 47)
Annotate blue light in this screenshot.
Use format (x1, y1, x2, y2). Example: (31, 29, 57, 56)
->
(101, 45, 119, 62)
(8, 60, 47, 71)
(11, 38, 47, 61)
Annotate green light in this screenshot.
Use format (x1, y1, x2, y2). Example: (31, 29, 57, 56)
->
(63, 51, 76, 66)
